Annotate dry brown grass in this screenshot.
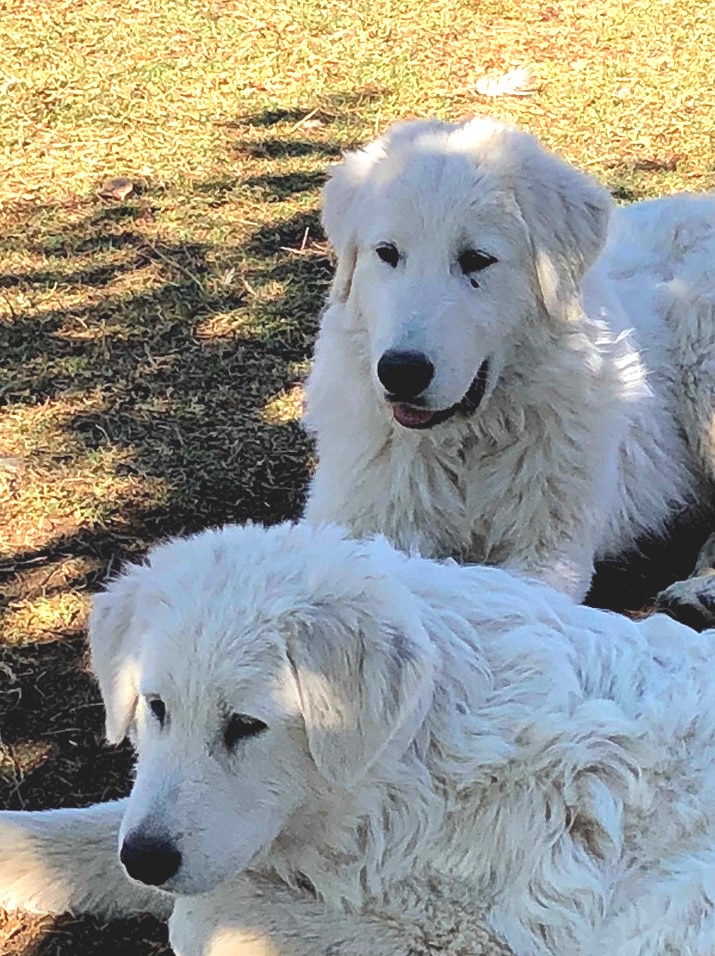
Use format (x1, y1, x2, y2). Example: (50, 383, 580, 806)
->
(1, 0, 714, 951)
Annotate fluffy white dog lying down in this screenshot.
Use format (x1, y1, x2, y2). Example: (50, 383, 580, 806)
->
(2, 522, 715, 955)
(303, 115, 715, 606)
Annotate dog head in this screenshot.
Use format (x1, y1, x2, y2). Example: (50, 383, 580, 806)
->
(90, 522, 436, 896)
(321, 116, 611, 429)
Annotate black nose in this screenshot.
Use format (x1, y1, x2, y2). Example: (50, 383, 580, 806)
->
(377, 350, 435, 399)
(120, 832, 182, 886)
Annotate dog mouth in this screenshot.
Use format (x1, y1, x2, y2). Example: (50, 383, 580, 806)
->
(389, 359, 490, 430)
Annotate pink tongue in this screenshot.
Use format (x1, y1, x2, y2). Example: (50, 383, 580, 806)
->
(392, 404, 436, 428)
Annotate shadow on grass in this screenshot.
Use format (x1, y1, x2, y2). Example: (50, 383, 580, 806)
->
(0, 124, 336, 809)
(0, 195, 327, 507)
(242, 169, 327, 200)
(223, 91, 384, 162)
(589, 511, 714, 615)
(12, 912, 169, 956)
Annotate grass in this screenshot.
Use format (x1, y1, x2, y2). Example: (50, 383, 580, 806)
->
(1, 0, 714, 951)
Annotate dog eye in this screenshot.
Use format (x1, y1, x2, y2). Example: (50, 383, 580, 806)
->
(148, 698, 166, 726)
(458, 249, 497, 282)
(376, 243, 400, 268)
(224, 713, 268, 750)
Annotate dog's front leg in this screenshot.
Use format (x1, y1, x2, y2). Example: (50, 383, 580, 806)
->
(169, 876, 422, 956)
(169, 874, 512, 956)
(0, 800, 172, 919)
(529, 545, 596, 604)
(501, 535, 596, 604)
(654, 531, 715, 630)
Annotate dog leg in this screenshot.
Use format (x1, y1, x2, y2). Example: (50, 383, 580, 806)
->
(529, 547, 595, 604)
(0, 800, 172, 918)
(654, 532, 715, 631)
(170, 874, 513, 956)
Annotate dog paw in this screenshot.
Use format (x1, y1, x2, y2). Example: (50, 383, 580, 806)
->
(655, 575, 715, 632)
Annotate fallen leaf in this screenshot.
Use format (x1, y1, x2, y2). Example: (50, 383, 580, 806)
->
(98, 177, 136, 200)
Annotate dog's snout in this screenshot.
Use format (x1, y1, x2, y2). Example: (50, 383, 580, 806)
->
(377, 350, 435, 399)
(120, 831, 182, 887)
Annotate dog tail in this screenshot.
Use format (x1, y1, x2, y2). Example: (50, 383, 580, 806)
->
(0, 799, 172, 919)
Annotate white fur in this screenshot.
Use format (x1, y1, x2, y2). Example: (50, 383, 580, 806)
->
(2, 522, 715, 955)
(304, 116, 715, 600)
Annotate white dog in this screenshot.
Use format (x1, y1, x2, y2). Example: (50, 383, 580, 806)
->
(303, 116, 715, 606)
(2, 522, 715, 955)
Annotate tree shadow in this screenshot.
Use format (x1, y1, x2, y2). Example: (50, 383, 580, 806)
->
(222, 92, 386, 163)
(11, 912, 169, 956)
(588, 510, 714, 615)
(0, 155, 334, 807)
(242, 170, 327, 200)
(226, 87, 386, 131)
(239, 138, 343, 160)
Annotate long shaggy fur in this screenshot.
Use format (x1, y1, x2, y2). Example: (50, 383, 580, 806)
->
(2, 522, 715, 955)
(303, 116, 715, 600)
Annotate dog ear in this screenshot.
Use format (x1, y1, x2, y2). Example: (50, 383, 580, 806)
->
(321, 139, 386, 304)
(510, 132, 612, 316)
(285, 579, 436, 787)
(321, 119, 459, 304)
(89, 567, 144, 744)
